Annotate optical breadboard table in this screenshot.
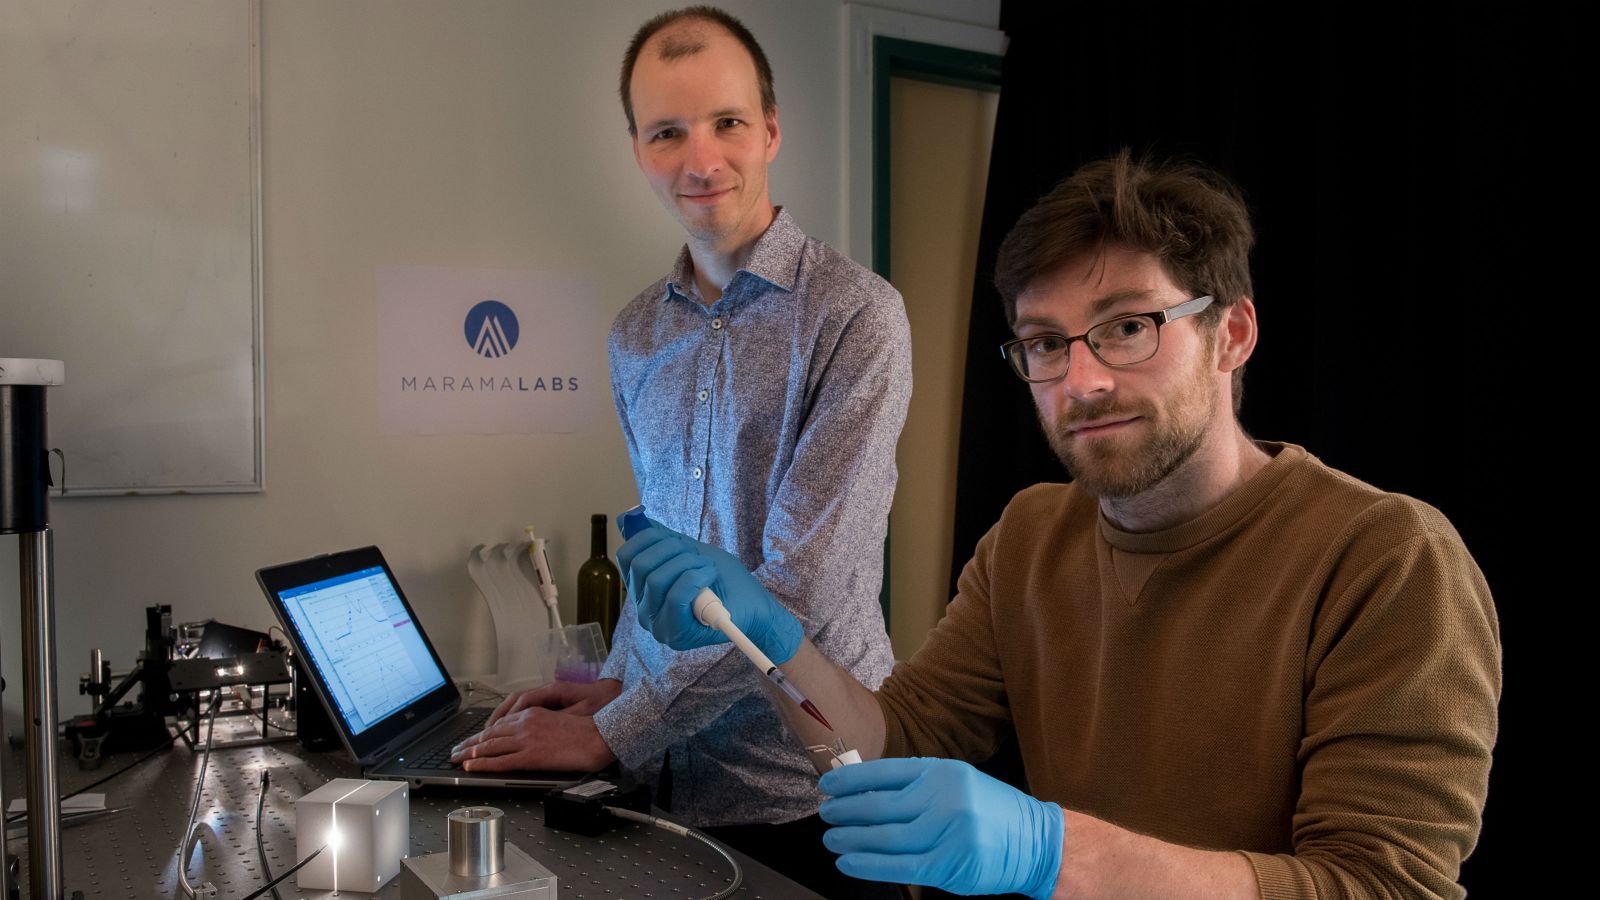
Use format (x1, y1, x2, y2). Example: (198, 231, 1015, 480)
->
(3, 716, 823, 899)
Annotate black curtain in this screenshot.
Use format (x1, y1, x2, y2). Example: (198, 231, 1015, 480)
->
(949, 4, 1568, 894)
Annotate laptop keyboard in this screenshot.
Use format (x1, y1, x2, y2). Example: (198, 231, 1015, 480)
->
(404, 709, 490, 771)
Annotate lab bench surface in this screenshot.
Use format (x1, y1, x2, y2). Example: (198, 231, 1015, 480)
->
(3, 718, 823, 899)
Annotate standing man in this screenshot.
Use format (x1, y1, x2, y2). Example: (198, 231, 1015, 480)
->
(453, 7, 909, 896)
(621, 152, 1501, 899)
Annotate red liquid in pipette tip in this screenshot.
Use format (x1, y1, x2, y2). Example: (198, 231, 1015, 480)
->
(800, 699, 834, 731)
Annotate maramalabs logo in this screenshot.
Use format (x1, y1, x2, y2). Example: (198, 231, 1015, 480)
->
(398, 299, 579, 393)
(465, 299, 519, 358)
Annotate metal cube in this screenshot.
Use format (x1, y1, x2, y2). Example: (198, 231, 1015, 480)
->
(296, 778, 410, 892)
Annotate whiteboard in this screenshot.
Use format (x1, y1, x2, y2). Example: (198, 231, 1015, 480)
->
(0, 0, 263, 494)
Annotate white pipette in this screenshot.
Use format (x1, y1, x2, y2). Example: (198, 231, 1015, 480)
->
(525, 526, 563, 630)
(619, 505, 832, 731)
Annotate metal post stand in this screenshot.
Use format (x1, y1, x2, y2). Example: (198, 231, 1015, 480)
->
(20, 529, 63, 898)
(0, 568, 7, 900)
(3, 358, 68, 899)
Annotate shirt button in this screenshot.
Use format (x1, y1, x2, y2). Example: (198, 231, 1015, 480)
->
(691, 466, 704, 480)
(710, 318, 724, 330)
(697, 389, 709, 403)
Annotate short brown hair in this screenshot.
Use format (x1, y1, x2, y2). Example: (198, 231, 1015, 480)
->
(994, 150, 1255, 408)
(619, 6, 776, 137)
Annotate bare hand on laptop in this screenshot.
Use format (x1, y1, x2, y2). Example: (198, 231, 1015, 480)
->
(483, 679, 621, 724)
(450, 678, 622, 772)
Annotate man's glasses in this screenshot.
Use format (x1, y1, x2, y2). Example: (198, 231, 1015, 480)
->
(1000, 295, 1215, 384)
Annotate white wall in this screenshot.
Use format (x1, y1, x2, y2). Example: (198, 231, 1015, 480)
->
(0, 0, 1001, 728)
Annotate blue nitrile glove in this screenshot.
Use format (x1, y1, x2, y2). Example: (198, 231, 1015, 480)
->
(615, 516, 803, 665)
(819, 757, 1063, 899)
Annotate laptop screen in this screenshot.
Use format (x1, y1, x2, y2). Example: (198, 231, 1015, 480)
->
(276, 564, 448, 736)
(260, 546, 465, 767)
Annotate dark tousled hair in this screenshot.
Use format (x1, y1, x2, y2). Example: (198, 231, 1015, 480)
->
(994, 150, 1255, 409)
(619, 6, 776, 137)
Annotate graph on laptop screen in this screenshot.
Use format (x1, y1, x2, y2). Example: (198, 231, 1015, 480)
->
(277, 565, 446, 734)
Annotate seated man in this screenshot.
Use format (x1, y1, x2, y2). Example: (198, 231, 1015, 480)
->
(618, 152, 1501, 899)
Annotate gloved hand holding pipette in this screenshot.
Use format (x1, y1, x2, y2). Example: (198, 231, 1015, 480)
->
(618, 509, 1066, 898)
(616, 509, 835, 729)
(617, 511, 804, 666)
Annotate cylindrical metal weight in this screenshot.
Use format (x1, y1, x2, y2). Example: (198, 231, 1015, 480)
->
(0, 384, 49, 534)
(0, 359, 62, 533)
(447, 806, 505, 877)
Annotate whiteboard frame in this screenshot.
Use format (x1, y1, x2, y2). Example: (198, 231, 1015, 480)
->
(52, 0, 266, 498)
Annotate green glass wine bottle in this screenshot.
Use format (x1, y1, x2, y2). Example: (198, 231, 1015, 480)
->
(575, 513, 622, 647)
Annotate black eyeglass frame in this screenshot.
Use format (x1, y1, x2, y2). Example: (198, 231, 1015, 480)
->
(999, 295, 1216, 384)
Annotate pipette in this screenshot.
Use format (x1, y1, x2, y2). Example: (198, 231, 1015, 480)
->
(619, 506, 832, 732)
(525, 526, 564, 630)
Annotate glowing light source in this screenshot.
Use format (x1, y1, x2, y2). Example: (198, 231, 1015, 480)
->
(295, 779, 408, 892)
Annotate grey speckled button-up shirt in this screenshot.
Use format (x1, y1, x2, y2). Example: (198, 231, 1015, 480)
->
(595, 208, 908, 827)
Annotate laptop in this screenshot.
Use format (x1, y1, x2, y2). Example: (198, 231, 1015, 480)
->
(257, 545, 577, 789)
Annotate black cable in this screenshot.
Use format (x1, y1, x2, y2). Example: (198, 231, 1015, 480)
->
(253, 770, 284, 900)
(458, 679, 508, 702)
(10, 684, 291, 828)
(238, 844, 325, 900)
(3, 725, 183, 825)
(65, 730, 179, 797)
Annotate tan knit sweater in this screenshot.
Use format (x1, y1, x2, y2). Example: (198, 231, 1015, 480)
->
(876, 443, 1500, 899)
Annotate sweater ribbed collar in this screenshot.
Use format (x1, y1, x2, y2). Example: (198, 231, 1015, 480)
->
(1097, 442, 1307, 555)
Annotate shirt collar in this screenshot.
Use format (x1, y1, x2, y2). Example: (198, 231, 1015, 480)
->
(661, 207, 804, 303)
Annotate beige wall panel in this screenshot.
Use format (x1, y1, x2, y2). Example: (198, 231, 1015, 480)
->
(887, 76, 997, 659)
